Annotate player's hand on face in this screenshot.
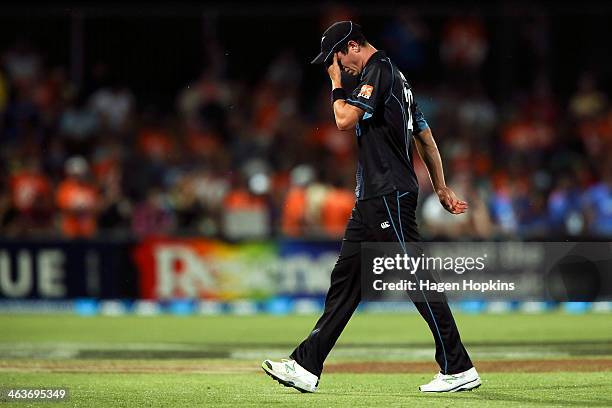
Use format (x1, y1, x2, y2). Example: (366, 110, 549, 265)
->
(436, 187, 468, 215)
(327, 53, 342, 83)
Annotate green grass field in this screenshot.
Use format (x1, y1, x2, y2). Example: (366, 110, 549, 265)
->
(1, 313, 611, 407)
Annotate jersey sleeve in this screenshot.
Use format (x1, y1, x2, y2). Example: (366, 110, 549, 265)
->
(346, 64, 384, 115)
(411, 99, 430, 135)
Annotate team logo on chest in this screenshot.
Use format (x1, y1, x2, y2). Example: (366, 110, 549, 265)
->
(358, 84, 374, 99)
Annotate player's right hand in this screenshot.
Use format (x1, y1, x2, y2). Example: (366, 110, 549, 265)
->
(436, 187, 468, 215)
(327, 53, 342, 84)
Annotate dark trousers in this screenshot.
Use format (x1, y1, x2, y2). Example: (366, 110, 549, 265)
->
(290, 190, 473, 377)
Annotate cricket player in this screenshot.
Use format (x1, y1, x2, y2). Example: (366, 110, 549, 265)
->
(262, 21, 481, 393)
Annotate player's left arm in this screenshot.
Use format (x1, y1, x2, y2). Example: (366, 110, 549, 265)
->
(413, 126, 469, 215)
(328, 54, 365, 130)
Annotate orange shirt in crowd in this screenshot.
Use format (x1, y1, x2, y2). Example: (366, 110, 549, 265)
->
(56, 178, 99, 238)
(320, 188, 355, 238)
(282, 187, 307, 237)
(224, 189, 266, 210)
(309, 123, 354, 163)
(441, 17, 487, 67)
(10, 171, 51, 212)
(502, 120, 554, 151)
(253, 85, 280, 135)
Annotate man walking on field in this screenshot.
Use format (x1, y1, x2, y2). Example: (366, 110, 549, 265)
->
(262, 21, 481, 393)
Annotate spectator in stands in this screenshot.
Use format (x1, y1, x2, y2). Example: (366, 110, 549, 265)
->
(56, 156, 100, 238)
(131, 187, 175, 237)
(5, 157, 53, 236)
(94, 140, 131, 233)
(319, 180, 354, 238)
(502, 110, 555, 153)
(2, 41, 40, 89)
(488, 172, 519, 236)
(548, 174, 583, 236)
(440, 13, 488, 71)
(223, 174, 270, 239)
(171, 171, 209, 234)
(60, 93, 98, 141)
(421, 173, 493, 239)
(0, 18, 611, 242)
(381, 10, 429, 72)
(582, 162, 612, 236)
(569, 73, 607, 120)
(515, 191, 550, 238)
(282, 165, 314, 237)
(89, 82, 134, 132)
(577, 107, 612, 160)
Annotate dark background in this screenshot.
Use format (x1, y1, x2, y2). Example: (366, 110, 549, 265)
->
(1, 2, 610, 109)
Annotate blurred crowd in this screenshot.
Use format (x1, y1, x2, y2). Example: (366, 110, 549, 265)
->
(1, 12, 611, 241)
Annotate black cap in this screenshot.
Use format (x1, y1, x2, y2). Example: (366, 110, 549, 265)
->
(311, 21, 363, 65)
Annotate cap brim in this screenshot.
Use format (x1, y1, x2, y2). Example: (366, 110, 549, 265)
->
(311, 52, 326, 64)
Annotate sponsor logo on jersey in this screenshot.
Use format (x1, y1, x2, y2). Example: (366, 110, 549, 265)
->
(358, 84, 374, 99)
(380, 221, 390, 229)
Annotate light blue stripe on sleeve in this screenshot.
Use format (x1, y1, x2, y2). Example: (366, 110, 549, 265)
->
(346, 98, 374, 113)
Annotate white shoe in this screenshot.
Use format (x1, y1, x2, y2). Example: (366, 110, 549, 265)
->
(261, 359, 319, 393)
(419, 367, 481, 393)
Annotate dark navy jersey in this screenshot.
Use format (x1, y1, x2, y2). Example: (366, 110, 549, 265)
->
(345, 50, 429, 200)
